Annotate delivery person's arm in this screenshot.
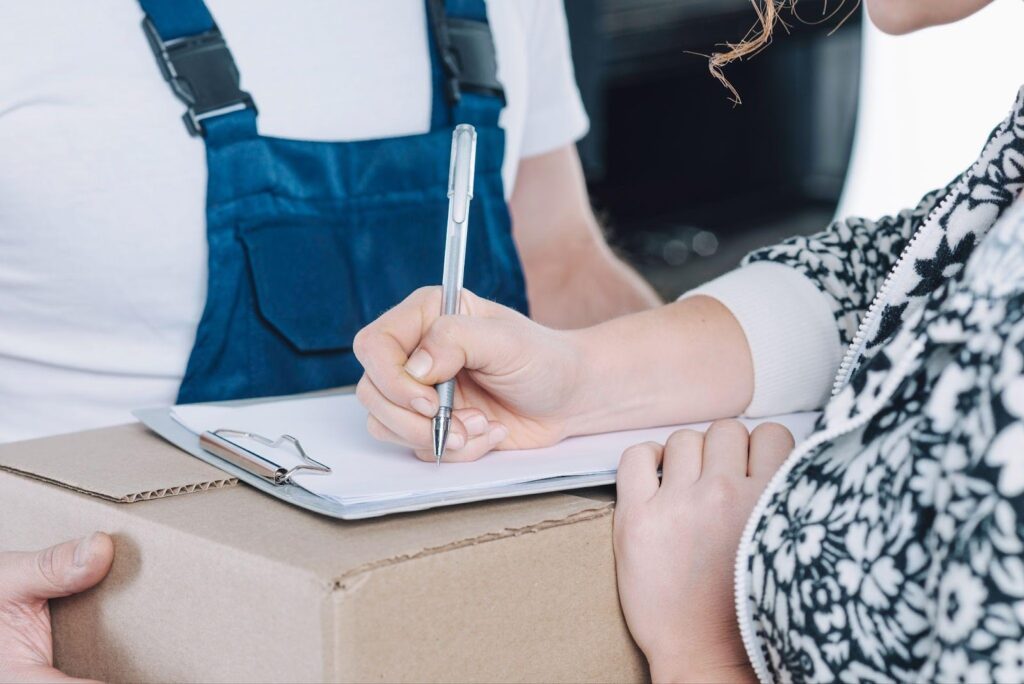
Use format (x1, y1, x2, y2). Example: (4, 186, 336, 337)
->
(0, 534, 114, 683)
(509, 144, 662, 329)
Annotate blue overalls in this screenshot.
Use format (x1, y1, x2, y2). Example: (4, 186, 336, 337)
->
(139, 0, 528, 404)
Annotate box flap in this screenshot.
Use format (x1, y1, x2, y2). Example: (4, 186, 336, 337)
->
(0, 423, 236, 503)
(110, 480, 613, 583)
(0, 421, 616, 580)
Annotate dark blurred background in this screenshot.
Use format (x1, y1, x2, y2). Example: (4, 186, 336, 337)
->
(564, 0, 862, 298)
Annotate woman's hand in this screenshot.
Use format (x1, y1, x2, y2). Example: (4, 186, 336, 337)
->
(353, 287, 584, 461)
(354, 288, 757, 462)
(613, 420, 794, 683)
(0, 533, 115, 683)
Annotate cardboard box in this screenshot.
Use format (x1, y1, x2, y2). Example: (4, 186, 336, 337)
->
(0, 423, 645, 683)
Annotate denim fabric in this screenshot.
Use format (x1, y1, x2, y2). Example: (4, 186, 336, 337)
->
(140, 0, 526, 403)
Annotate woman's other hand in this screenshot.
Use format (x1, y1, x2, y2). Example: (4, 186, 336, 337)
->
(613, 420, 794, 683)
(353, 287, 583, 462)
(0, 533, 115, 683)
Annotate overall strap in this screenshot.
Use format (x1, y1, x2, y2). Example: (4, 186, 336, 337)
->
(140, 0, 258, 141)
(426, 0, 505, 130)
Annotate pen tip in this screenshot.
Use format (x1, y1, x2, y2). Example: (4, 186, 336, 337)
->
(432, 415, 450, 465)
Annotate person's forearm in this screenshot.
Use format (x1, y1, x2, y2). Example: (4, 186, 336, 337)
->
(510, 145, 661, 327)
(564, 295, 754, 436)
(523, 230, 661, 329)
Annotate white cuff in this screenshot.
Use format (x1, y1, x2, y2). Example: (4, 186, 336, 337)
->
(681, 262, 842, 416)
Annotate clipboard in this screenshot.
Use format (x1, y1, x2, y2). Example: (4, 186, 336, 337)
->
(133, 406, 617, 520)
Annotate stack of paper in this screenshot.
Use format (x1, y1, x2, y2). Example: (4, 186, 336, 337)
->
(171, 394, 819, 509)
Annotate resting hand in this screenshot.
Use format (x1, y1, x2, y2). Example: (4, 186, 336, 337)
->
(0, 533, 115, 683)
(353, 287, 583, 461)
(613, 420, 794, 683)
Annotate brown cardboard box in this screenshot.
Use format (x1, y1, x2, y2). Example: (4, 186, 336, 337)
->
(0, 423, 645, 683)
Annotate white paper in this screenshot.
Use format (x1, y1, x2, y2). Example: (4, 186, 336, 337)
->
(172, 395, 820, 506)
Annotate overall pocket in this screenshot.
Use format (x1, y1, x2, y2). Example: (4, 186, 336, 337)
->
(240, 216, 362, 352)
(238, 196, 507, 354)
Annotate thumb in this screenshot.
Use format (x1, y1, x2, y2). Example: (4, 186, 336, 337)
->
(404, 314, 529, 386)
(0, 533, 114, 605)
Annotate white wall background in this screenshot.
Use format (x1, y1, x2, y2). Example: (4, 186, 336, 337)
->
(837, 0, 1024, 220)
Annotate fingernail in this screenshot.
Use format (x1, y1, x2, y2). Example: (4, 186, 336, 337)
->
(447, 433, 466, 450)
(464, 414, 488, 436)
(74, 533, 97, 568)
(487, 425, 508, 447)
(404, 349, 433, 380)
(411, 397, 434, 417)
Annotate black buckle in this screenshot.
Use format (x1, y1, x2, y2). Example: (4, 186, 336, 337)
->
(447, 18, 505, 103)
(426, 0, 505, 107)
(143, 17, 256, 136)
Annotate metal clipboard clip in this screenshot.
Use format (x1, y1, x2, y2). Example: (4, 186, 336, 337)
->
(199, 429, 331, 485)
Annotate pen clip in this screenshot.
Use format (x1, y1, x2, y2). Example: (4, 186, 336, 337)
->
(448, 124, 477, 224)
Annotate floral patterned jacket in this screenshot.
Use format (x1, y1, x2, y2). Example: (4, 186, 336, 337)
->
(708, 86, 1024, 683)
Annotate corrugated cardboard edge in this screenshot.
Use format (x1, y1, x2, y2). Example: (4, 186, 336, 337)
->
(331, 502, 614, 589)
(0, 464, 237, 504)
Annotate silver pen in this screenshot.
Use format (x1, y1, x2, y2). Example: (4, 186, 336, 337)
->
(432, 124, 477, 464)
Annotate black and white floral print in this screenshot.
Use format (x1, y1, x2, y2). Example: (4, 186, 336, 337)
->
(735, 86, 1024, 684)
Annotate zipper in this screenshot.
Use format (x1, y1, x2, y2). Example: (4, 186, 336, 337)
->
(830, 118, 1014, 397)
(830, 228, 925, 395)
(735, 339, 925, 684)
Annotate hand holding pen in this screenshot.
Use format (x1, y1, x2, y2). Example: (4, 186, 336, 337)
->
(353, 284, 578, 462)
(352, 127, 586, 463)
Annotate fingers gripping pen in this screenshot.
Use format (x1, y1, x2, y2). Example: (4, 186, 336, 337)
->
(432, 124, 477, 465)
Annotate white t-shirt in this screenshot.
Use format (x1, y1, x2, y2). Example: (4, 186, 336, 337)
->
(0, 0, 588, 443)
